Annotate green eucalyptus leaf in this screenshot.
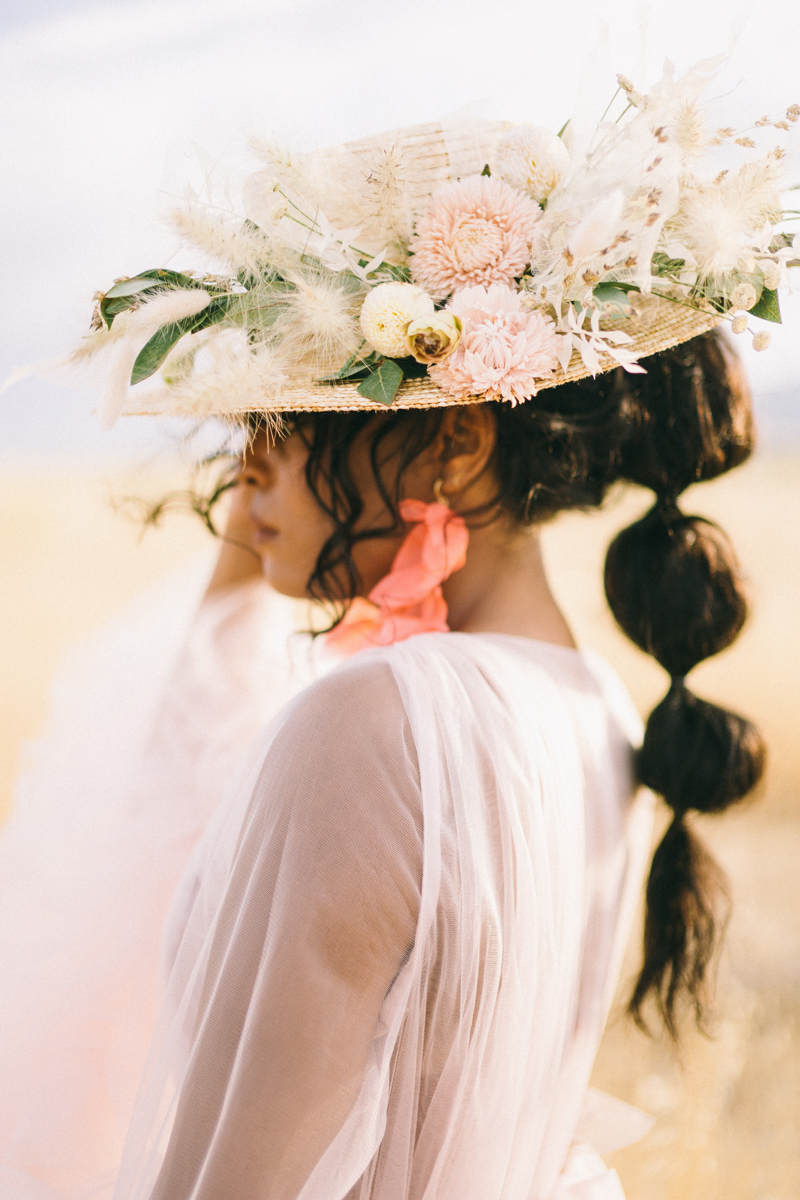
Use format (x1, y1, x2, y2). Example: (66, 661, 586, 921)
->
(750, 288, 782, 324)
(101, 269, 211, 329)
(104, 277, 165, 300)
(317, 348, 382, 382)
(356, 359, 404, 406)
(193, 294, 238, 329)
(376, 262, 412, 283)
(239, 281, 294, 332)
(651, 251, 686, 276)
(105, 269, 197, 299)
(394, 355, 428, 379)
(130, 294, 237, 385)
(592, 284, 633, 314)
(131, 323, 190, 385)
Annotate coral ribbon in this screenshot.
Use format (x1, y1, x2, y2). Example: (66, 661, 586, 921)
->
(325, 499, 469, 657)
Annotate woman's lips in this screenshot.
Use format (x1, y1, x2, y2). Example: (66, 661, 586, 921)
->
(252, 523, 279, 545)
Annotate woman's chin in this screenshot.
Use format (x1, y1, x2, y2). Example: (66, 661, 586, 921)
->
(258, 557, 313, 600)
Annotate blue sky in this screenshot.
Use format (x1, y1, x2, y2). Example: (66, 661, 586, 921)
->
(2, 0, 799, 458)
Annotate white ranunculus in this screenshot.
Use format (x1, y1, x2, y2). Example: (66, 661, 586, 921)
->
(729, 281, 759, 312)
(760, 258, 782, 290)
(359, 282, 434, 357)
(491, 125, 571, 204)
(405, 313, 462, 363)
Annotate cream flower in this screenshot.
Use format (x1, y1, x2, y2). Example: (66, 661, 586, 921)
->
(359, 282, 434, 357)
(410, 176, 541, 300)
(760, 258, 782, 290)
(731, 313, 748, 334)
(428, 283, 558, 405)
(405, 313, 462, 363)
(729, 281, 759, 311)
(753, 331, 771, 351)
(491, 125, 570, 204)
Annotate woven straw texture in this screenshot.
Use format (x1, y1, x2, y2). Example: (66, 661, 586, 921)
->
(122, 297, 722, 417)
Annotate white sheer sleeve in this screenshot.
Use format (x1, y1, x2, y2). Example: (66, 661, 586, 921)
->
(129, 660, 422, 1200)
(0, 569, 309, 1200)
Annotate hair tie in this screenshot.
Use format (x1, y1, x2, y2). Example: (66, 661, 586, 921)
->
(654, 493, 682, 520)
(669, 674, 686, 693)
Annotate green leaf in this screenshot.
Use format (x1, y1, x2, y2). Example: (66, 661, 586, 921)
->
(105, 269, 197, 299)
(130, 294, 237, 385)
(356, 359, 404, 406)
(750, 287, 782, 324)
(131, 323, 190, 385)
(651, 251, 686, 276)
(592, 284, 633, 315)
(104, 277, 165, 300)
(393, 355, 428, 380)
(481, 163, 491, 176)
(101, 269, 211, 328)
(557, 119, 570, 139)
(371, 262, 412, 284)
(318, 348, 382, 382)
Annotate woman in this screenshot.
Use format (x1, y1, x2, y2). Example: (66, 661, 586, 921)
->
(0, 67, 784, 1200)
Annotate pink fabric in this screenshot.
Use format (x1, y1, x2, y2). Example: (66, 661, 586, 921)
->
(325, 500, 469, 656)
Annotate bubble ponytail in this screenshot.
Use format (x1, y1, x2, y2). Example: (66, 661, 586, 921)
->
(604, 331, 766, 1037)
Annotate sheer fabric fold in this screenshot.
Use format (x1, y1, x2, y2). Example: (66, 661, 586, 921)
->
(0, 571, 311, 1200)
(111, 632, 654, 1200)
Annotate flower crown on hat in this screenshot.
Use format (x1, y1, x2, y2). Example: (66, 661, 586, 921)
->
(76, 56, 799, 427)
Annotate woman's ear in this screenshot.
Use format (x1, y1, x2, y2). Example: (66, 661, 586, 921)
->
(438, 405, 497, 504)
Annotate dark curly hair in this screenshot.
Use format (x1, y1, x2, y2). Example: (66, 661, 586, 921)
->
(190, 328, 766, 1038)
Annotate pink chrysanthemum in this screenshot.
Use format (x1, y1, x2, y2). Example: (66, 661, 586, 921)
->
(410, 175, 541, 299)
(428, 284, 559, 405)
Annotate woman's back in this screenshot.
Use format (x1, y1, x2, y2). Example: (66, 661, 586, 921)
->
(120, 632, 653, 1200)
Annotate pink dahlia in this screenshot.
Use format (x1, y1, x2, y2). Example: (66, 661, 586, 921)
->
(428, 284, 559, 405)
(410, 175, 541, 299)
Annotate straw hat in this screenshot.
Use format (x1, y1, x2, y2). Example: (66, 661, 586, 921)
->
(77, 59, 795, 426)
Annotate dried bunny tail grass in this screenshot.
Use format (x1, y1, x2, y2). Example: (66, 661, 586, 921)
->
(673, 152, 784, 281)
(134, 334, 287, 428)
(170, 205, 299, 280)
(69, 322, 128, 365)
(347, 141, 415, 248)
(98, 289, 212, 428)
(671, 99, 715, 159)
(247, 132, 307, 180)
(245, 132, 327, 208)
(273, 272, 364, 377)
(727, 152, 784, 226)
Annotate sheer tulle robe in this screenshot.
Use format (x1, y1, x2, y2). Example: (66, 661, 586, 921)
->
(115, 632, 654, 1200)
(0, 575, 310, 1200)
(0, 578, 654, 1200)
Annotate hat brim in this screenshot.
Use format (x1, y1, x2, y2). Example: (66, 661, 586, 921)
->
(120, 297, 722, 418)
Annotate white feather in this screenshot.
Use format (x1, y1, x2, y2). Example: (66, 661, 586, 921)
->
(170, 207, 299, 280)
(99, 289, 211, 429)
(139, 333, 286, 423)
(568, 191, 627, 262)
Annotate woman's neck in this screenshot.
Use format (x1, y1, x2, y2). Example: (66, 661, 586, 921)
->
(442, 522, 576, 649)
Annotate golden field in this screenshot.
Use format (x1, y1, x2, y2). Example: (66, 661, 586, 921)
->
(0, 451, 798, 1197)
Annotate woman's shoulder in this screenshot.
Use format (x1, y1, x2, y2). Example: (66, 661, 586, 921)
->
(267, 650, 416, 791)
(295, 650, 407, 727)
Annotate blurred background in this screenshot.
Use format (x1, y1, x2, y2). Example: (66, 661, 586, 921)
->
(1, 0, 799, 1195)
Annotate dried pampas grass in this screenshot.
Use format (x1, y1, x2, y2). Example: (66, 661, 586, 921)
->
(273, 273, 364, 377)
(133, 330, 286, 429)
(98, 289, 212, 428)
(170, 206, 299, 281)
(341, 141, 416, 254)
(672, 153, 783, 280)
